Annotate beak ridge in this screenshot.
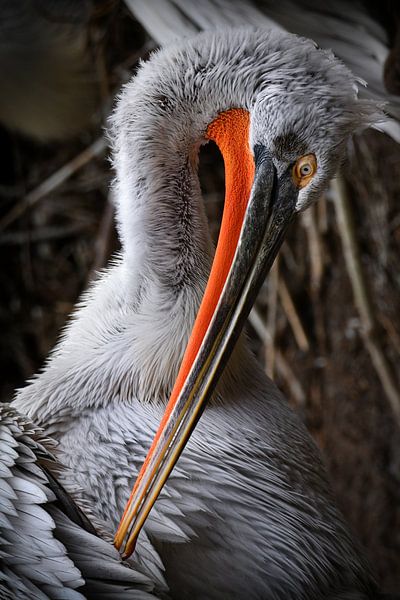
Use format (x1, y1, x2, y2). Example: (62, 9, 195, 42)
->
(115, 146, 299, 557)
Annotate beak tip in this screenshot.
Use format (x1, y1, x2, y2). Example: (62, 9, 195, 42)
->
(122, 537, 137, 559)
(114, 531, 124, 551)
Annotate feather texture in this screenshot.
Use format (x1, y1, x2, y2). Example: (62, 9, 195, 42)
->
(0, 404, 166, 599)
(126, 0, 400, 141)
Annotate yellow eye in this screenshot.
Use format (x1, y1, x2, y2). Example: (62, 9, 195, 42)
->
(293, 154, 317, 188)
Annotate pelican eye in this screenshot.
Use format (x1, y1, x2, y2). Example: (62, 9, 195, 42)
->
(293, 154, 317, 188)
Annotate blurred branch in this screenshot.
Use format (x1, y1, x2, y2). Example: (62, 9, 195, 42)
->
(265, 258, 279, 378)
(332, 174, 400, 425)
(301, 201, 328, 353)
(249, 307, 306, 406)
(0, 138, 107, 231)
(301, 204, 325, 293)
(0, 224, 87, 245)
(278, 276, 309, 352)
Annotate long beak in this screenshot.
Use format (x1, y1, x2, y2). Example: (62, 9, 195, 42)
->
(115, 118, 299, 558)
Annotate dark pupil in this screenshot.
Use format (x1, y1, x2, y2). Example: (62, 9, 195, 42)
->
(301, 164, 311, 175)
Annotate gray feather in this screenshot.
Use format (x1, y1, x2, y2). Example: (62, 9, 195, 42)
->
(0, 404, 165, 599)
(126, 0, 400, 141)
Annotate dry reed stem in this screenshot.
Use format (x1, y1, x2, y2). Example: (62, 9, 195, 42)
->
(0, 138, 107, 232)
(278, 276, 310, 352)
(265, 258, 279, 378)
(332, 174, 400, 425)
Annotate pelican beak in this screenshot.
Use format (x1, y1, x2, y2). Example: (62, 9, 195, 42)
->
(115, 110, 299, 558)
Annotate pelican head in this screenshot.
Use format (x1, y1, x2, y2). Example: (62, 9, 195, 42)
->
(112, 27, 380, 557)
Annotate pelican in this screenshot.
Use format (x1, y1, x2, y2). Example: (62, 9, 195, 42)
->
(14, 27, 385, 598)
(127, 0, 400, 142)
(0, 403, 166, 599)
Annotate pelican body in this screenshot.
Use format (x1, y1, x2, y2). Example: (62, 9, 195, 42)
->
(0, 404, 164, 600)
(14, 28, 380, 599)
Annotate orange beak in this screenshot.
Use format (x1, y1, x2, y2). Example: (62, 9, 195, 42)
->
(114, 108, 298, 557)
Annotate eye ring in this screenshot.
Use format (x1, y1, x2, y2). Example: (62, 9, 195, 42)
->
(293, 154, 317, 188)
